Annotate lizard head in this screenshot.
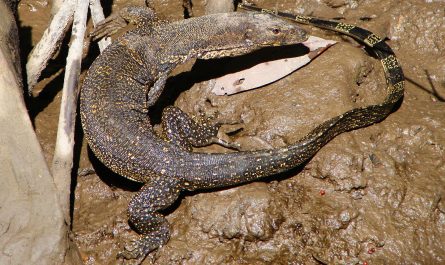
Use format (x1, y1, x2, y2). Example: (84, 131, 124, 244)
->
(244, 13, 308, 47)
(195, 12, 308, 59)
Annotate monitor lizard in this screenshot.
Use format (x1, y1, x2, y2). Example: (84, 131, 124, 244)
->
(80, 4, 404, 261)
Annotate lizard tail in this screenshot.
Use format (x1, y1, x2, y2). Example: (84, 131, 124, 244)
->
(173, 5, 404, 189)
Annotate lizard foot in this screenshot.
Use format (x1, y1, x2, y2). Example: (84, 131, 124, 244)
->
(90, 6, 158, 41)
(118, 177, 180, 261)
(117, 231, 167, 261)
(192, 111, 243, 150)
(90, 13, 128, 41)
(161, 106, 241, 151)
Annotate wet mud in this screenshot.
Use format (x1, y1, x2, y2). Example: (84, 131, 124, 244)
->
(18, 0, 445, 264)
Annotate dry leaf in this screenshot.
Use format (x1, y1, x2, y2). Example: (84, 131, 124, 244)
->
(210, 36, 337, 95)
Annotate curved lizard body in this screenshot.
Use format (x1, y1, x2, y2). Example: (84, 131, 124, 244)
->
(80, 5, 404, 261)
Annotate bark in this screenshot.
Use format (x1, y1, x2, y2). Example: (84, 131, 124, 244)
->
(0, 0, 72, 264)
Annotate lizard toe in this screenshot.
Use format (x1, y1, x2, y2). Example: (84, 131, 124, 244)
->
(118, 233, 167, 261)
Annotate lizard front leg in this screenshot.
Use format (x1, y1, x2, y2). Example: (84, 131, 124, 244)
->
(119, 177, 182, 260)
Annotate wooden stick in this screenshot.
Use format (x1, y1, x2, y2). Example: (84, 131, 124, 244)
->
(51, 0, 66, 15)
(89, 0, 111, 52)
(51, 0, 89, 221)
(26, 0, 75, 93)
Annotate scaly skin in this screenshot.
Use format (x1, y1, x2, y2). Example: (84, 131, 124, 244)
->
(80, 5, 404, 261)
(81, 10, 308, 260)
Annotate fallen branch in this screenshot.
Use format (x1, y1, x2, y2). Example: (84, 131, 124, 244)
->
(26, 0, 75, 93)
(51, 0, 66, 15)
(0, 1, 69, 263)
(51, 0, 89, 221)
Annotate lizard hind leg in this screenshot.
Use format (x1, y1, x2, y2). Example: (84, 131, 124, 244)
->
(119, 177, 182, 260)
(90, 6, 158, 41)
(161, 106, 241, 151)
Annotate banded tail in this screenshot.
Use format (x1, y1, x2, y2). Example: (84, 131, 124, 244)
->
(238, 3, 404, 106)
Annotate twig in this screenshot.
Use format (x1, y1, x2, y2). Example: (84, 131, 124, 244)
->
(89, 0, 111, 52)
(406, 75, 445, 102)
(51, 0, 89, 222)
(205, 0, 234, 14)
(182, 0, 193, 17)
(26, 0, 75, 93)
(425, 69, 445, 102)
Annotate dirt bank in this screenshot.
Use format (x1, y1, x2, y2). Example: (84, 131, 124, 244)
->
(18, 0, 444, 264)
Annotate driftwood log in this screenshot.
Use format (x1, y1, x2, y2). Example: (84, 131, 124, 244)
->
(0, 1, 78, 264)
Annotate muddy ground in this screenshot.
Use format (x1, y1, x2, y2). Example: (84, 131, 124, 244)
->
(18, 0, 444, 264)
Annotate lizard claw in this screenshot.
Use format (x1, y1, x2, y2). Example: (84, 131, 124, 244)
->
(117, 240, 144, 260)
(117, 226, 169, 261)
(211, 136, 242, 151)
(90, 14, 127, 41)
(117, 237, 160, 262)
(90, 6, 158, 41)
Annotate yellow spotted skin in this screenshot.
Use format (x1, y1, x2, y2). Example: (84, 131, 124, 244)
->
(81, 8, 308, 260)
(80, 5, 404, 261)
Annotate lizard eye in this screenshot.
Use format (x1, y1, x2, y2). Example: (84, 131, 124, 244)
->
(272, 28, 281, 34)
